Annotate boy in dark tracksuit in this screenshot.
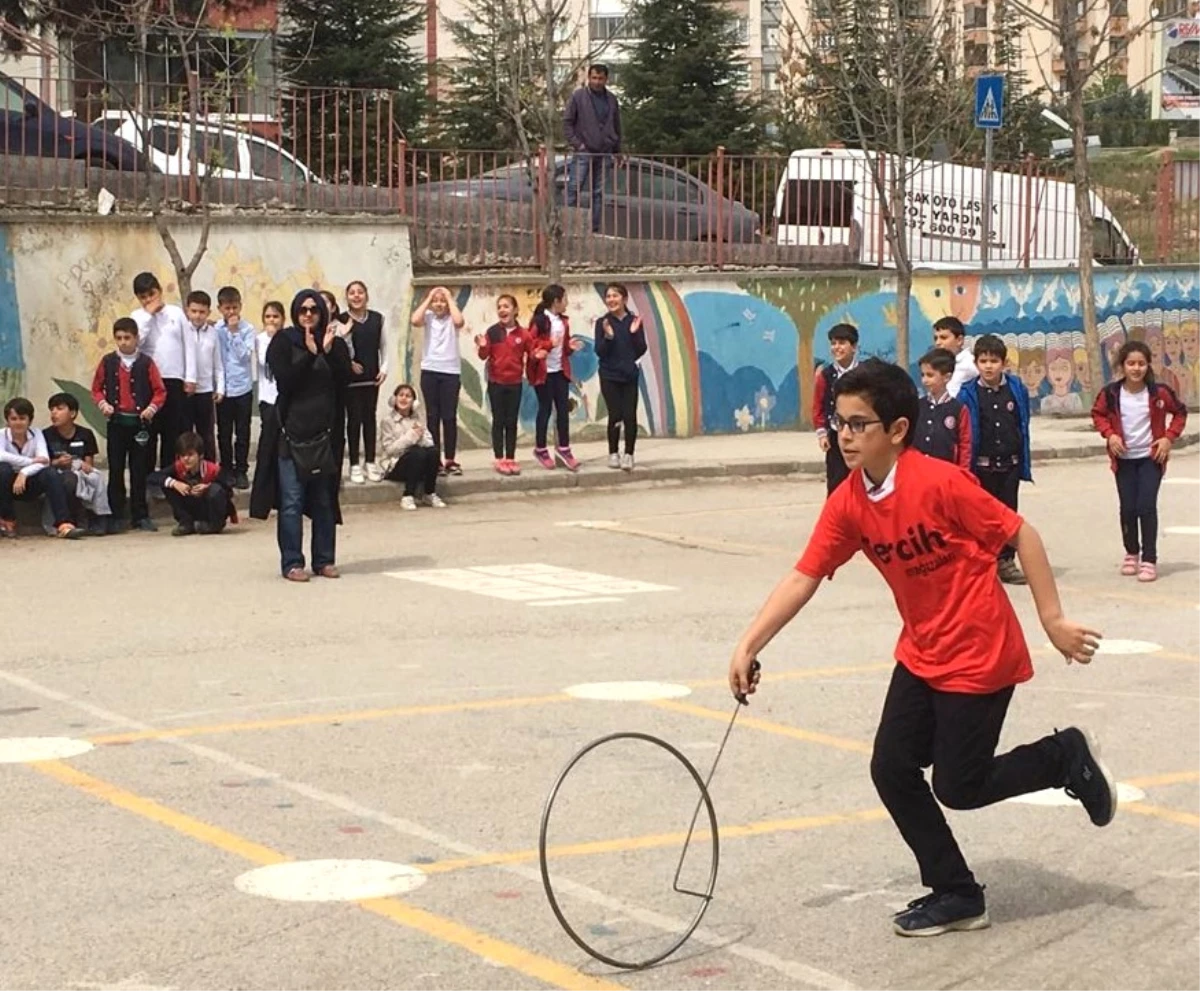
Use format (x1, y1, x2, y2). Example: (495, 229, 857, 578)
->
(915, 348, 972, 471)
(91, 317, 167, 533)
(959, 334, 1032, 586)
(812, 323, 859, 496)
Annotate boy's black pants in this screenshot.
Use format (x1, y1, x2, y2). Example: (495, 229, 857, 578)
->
(107, 419, 151, 523)
(218, 392, 253, 474)
(977, 465, 1021, 561)
(157, 378, 191, 469)
(870, 664, 1067, 895)
(165, 483, 228, 530)
(192, 392, 217, 462)
(825, 441, 849, 496)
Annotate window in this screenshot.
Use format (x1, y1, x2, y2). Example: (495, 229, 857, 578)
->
(735, 17, 749, 43)
(612, 165, 703, 203)
(1110, 35, 1128, 56)
(149, 124, 181, 156)
(1110, 0, 1128, 14)
(964, 41, 989, 66)
(193, 130, 241, 172)
(589, 14, 633, 40)
(1093, 217, 1133, 265)
(0, 83, 28, 113)
(780, 179, 855, 227)
(248, 139, 302, 182)
(965, 3, 989, 27)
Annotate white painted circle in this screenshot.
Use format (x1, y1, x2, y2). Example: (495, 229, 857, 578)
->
(1045, 639, 1162, 656)
(1165, 526, 1200, 536)
(234, 859, 427, 902)
(1006, 783, 1145, 807)
(564, 681, 693, 702)
(0, 737, 94, 763)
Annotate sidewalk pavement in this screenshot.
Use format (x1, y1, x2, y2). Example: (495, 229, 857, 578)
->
(304, 416, 1200, 508)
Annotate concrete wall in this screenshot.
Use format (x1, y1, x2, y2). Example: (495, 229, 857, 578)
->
(406, 268, 1199, 448)
(0, 217, 413, 441)
(0, 215, 1194, 449)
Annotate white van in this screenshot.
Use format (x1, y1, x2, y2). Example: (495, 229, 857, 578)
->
(94, 111, 319, 184)
(773, 147, 1137, 270)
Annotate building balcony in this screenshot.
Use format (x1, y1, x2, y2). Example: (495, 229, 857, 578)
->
(964, 26, 989, 44)
(1110, 16, 1128, 36)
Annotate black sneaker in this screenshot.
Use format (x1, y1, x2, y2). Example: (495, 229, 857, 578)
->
(107, 518, 130, 535)
(234, 471, 250, 490)
(893, 888, 989, 937)
(171, 522, 195, 537)
(998, 559, 1028, 585)
(134, 517, 158, 533)
(87, 515, 108, 537)
(1057, 727, 1118, 826)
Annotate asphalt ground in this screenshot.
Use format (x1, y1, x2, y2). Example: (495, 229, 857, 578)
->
(1, 452, 1197, 990)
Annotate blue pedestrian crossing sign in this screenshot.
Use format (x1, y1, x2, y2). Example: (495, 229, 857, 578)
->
(974, 75, 1004, 129)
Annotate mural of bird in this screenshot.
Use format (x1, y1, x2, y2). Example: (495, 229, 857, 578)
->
(1036, 276, 1060, 313)
(981, 285, 1002, 311)
(1113, 272, 1139, 306)
(1006, 277, 1034, 318)
(1063, 281, 1081, 310)
(1175, 273, 1195, 296)
(1094, 286, 1110, 310)
(1150, 275, 1170, 299)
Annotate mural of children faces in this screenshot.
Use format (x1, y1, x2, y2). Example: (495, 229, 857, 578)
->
(1183, 314, 1199, 368)
(1041, 338, 1083, 413)
(1146, 327, 1166, 373)
(1018, 332, 1046, 398)
(1003, 333, 1020, 375)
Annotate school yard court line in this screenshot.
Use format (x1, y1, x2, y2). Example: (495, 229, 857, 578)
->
(555, 520, 780, 557)
(1031, 645, 1200, 664)
(1123, 803, 1200, 828)
(1057, 583, 1200, 612)
(648, 699, 873, 755)
(0, 669, 861, 991)
(1124, 771, 1200, 789)
(28, 760, 624, 991)
(419, 807, 891, 876)
(85, 664, 894, 746)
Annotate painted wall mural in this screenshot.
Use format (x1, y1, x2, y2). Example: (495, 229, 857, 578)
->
(406, 267, 1198, 448)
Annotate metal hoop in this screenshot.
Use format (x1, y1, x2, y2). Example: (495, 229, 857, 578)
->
(537, 731, 720, 971)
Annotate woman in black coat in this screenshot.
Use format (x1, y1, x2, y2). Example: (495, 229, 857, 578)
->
(256, 289, 351, 582)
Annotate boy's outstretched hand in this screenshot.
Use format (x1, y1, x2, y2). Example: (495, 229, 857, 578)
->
(1046, 616, 1102, 664)
(728, 649, 761, 699)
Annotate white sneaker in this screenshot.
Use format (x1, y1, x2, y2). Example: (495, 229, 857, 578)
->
(620, 453, 634, 471)
(425, 493, 447, 508)
(364, 462, 383, 482)
(608, 453, 621, 469)
(349, 464, 365, 484)
(400, 495, 417, 511)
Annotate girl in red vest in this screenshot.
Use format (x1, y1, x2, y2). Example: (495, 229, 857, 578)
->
(1090, 340, 1188, 583)
(527, 284, 584, 471)
(476, 294, 532, 476)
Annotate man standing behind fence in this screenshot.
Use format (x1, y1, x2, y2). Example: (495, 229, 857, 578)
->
(564, 64, 622, 235)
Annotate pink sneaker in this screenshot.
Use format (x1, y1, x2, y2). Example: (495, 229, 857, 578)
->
(533, 447, 555, 470)
(1120, 554, 1139, 576)
(1137, 562, 1157, 583)
(507, 459, 521, 475)
(494, 458, 509, 476)
(555, 446, 580, 472)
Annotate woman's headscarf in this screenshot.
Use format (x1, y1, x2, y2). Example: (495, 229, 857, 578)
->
(285, 289, 329, 346)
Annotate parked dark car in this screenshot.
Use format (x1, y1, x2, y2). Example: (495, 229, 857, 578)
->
(0, 72, 143, 170)
(418, 155, 761, 242)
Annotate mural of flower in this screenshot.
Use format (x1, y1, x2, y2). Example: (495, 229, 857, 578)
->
(754, 386, 776, 429)
(734, 405, 753, 432)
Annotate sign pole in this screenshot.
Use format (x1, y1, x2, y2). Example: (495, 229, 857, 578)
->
(982, 127, 993, 271)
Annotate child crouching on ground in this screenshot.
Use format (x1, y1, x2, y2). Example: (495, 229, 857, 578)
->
(161, 431, 237, 536)
(379, 383, 445, 511)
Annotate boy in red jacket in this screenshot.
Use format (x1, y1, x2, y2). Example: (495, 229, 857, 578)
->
(160, 431, 237, 536)
(1090, 339, 1187, 583)
(476, 294, 532, 476)
(730, 358, 1113, 939)
(91, 317, 167, 533)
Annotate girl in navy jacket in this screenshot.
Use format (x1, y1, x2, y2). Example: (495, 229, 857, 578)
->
(594, 283, 647, 471)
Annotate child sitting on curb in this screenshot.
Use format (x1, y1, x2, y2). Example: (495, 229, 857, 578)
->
(379, 383, 445, 512)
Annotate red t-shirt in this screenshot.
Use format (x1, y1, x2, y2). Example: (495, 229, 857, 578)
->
(796, 448, 1032, 694)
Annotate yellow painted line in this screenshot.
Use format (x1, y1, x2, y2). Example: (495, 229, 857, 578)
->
(1125, 771, 1200, 789)
(422, 806, 889, 876)
(1033, 646, 1199, 664)
(684, 663, 892, 690)
(29, 760, 623, 991)
(89, 693, 571, 746)
(648, 699, 872, 755)
(1125, 803, 1200, 828)
(33, 759, 289, 866)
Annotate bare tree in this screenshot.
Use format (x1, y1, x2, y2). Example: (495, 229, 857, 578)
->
(780, 0, 974, 367)
(1013, 0, 1157, 394)
(21, 0, 260, 298)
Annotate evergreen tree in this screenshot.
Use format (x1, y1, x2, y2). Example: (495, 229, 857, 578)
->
(619, 0, 763, 154)
(278, 0, 426, 181)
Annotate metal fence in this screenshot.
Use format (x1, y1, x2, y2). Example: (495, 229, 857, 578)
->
(0, 74, 1195, 272)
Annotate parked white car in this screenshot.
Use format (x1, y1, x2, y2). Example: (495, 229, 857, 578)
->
(94, 111, 319, 183)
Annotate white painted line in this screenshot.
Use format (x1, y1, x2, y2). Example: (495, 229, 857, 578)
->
(0, 737, 94, 763)
(235, 860, 426, 902)
(1163, 477, 1200, 485)
(1006, 782, 1145, 807)
(0, 670, 859, 991)
(1046, 639, 1162, 656)
(1165, 526, 1200, 536)
(564, 681, 692, 702)
(384, 563, 675, 606)
(541, 597, 623, 606)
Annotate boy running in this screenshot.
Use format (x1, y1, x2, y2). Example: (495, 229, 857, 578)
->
(729, 358, 1115, 938)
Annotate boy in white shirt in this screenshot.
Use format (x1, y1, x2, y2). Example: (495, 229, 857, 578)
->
(0, 396, 83, 539)
(132, 271, 197, 469)
(933, 316, 978, 399)
(185, 290, 223, 462)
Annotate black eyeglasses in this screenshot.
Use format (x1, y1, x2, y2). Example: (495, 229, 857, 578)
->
(298, 306, 319, 315)
(830, 414, 883, 435)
